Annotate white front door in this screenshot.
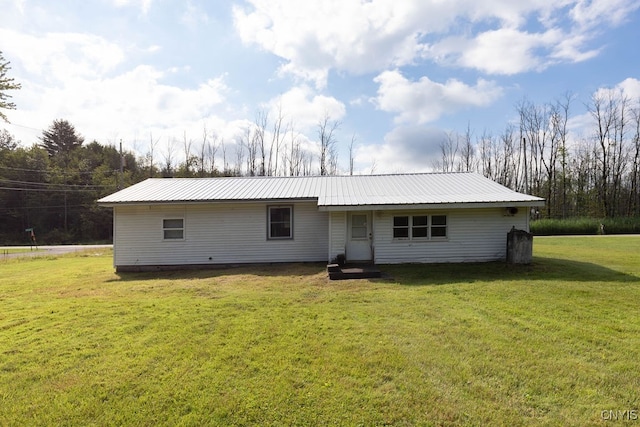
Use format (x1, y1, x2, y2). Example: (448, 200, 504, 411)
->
(346, 212, 372, 262)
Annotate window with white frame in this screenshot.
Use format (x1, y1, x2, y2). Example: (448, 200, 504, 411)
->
(412, 215, 429, 238)
(431, 215, 447, 237)
(392, 214, 447, 240)
(163, 218, 184, 240)
(393, 216, 409, 238)
(268, 206, 293, 239)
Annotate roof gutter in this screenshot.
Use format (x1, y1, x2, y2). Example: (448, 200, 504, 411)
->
(317, 200, 545, 212)
(96, 197, 320, 208)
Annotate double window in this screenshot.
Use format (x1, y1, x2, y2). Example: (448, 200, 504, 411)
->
(163, 218, 184, 240)
(393, 215, 447, 240)
(268, 206, 293, 239)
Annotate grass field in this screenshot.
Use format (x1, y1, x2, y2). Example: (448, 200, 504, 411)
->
(1, 237, 639, 426)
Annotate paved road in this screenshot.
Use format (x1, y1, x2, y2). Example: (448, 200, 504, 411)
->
(0, 244, 112, 259)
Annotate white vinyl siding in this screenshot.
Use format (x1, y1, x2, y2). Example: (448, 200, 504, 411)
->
(113, 202, 328, 268)
(374, 208, 528, 264)
(329, 211, 347, 262)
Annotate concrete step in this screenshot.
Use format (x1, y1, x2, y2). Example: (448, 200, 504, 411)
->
(327, 264, 382, 280)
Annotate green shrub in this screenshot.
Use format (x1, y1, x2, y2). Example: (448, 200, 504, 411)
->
(531, 217, 640, 235)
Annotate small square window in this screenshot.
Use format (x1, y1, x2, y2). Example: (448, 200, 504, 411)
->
(163, 218, 184, 240)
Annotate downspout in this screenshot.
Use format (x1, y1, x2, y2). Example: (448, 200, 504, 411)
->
(328, 211, 333, 263)
(370, 210, 375, 264)
(112, 206, 117, 268)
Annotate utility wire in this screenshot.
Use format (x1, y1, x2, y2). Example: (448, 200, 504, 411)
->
(0, 186, 113, 193)
(0, 164, 118, 176)
(0, 178, 113, 189)
(0, 203, 100, 213)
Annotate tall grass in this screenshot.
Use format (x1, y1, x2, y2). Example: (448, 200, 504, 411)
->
(531, 216, 640, 235)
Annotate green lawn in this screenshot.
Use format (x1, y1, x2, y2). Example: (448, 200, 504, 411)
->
(1, 237, 639, 426)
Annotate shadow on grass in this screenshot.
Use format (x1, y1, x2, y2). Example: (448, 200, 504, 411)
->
(109, 262, 329, 282)
(380, 256, 640, 286)
(109, 257, 640, 286)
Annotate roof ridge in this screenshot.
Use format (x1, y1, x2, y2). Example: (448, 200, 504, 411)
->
(145, 171, 478, 181)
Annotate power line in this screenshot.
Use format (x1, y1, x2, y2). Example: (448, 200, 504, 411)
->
(2, 122, 42, 133)
(0, 164, 112, 176)
(0, 177, 113, 189)
(0, 203, 99, 213)
(0, 186, 113, 193)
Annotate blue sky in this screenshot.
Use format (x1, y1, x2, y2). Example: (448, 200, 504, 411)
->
(1, 0, 639, 174)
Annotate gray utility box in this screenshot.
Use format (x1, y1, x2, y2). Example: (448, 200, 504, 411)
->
(507, 227, 533, 264)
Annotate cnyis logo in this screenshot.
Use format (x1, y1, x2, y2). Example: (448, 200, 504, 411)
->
(601, 409, 638, 421)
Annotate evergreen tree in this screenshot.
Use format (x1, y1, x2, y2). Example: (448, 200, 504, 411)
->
(0, 129, 18, 150)
(39, 119, 84, 158)
(0, 51, 21, 122)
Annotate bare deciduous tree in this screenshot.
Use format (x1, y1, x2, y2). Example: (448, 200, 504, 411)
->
(348, 134, 356, 176)
(161, 137, 177, 177)
(317, 112, 340, 176)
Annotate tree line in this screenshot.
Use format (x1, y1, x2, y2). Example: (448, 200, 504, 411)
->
(434, 90, 640, 219)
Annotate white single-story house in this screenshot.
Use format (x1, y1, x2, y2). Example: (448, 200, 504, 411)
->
(97, 173, 544, 271)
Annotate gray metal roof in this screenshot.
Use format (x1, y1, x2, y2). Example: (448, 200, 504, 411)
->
(97, 173, 545, 208)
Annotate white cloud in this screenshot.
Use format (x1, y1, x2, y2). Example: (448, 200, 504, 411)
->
(429, 24, 604, 75)
(457, 28, 555, 74)
(570, 0, 640, 28)
(373, 70, 503, 124)
(0, 29, 125, 83)
(550, 32, 601, 63)
(3, 29, 231, 150)
(112, 0, 153, 14)
(590, 78, 640, 106)
(10, 64, 230, 146)
(233, 0, 429, 87)
(617, 78, 640, 100)
(265, 85, 346, 131)
(181, 1, 210, 28)
(232, 0, 636, 84)
(354, 126, 447, 174)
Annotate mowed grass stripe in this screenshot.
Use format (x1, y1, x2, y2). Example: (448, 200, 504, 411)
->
(0, 238, 639, 426)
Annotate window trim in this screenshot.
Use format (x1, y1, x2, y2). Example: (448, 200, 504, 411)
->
(392, 214, 448, 241)
(267, 205, 293, 240)
(162, 218, 185, 241)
